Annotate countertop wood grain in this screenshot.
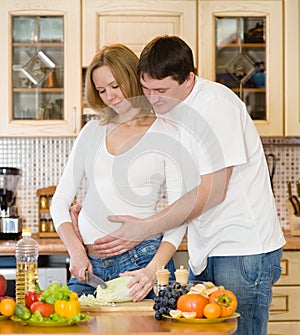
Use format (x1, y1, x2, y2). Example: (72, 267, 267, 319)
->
(0, 311, 238, 335)
(0, 231, 299, 256)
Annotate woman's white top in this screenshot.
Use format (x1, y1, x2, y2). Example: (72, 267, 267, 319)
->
(50, 118, 187, 248)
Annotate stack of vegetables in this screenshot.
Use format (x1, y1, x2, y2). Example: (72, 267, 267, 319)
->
(14, 282, 89, 324)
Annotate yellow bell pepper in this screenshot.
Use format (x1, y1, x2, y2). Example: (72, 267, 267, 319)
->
(54, 297, 81, 318)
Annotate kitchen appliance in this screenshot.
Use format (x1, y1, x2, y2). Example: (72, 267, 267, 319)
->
(0, 167, 22, 239)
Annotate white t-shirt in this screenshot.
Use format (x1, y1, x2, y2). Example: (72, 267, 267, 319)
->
(50, 118, 188, 248)
(162, 76, 286, 275)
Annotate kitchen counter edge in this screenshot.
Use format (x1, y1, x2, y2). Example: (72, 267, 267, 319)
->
(0, 230, 299, 256)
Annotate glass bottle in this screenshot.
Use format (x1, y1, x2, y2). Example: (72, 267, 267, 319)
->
(15, 228, 39, 304)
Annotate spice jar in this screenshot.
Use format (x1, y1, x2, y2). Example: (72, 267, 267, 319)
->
(174, 265, 189, 286)
(40, 195, 49, 209)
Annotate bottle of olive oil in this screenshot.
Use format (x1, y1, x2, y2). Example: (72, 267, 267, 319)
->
(15, 228, 38, 305)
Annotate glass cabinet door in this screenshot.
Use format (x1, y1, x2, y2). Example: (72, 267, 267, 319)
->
(11, 16, 64, 121)
(199, 1, 283, 136)
(215, 17, 266, 121)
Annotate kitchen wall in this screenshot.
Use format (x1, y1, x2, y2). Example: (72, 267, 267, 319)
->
(0, 136, 299, 233)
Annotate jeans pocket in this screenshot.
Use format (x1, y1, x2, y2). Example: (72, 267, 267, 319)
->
(240, 254, 261, 284)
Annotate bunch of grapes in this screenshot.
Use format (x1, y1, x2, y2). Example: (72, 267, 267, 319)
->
(153, 282, 190, 320)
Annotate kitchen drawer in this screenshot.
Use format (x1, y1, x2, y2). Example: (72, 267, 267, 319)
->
(269, 286, 300, 321)
(268, 321, 300, 335)
(276, 251, 300, 285)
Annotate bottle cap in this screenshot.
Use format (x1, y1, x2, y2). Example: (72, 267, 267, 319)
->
(22, 228, 32, 236)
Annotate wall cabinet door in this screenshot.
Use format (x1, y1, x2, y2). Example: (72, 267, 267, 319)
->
(82, 0, 197, 67)
(198, 0, 283, 136)
(0, 0, 81, 137)
(285, 0, 300, 136)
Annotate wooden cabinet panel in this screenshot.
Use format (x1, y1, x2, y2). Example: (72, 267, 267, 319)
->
(269, 287, 300, 321)
(268, 322, 300, 335)
(276, 251, 300, 286)
(268, 251, 300, 330)
(82, 0, 197, 67)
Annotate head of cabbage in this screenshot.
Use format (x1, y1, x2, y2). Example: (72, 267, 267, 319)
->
(96, 276, 136, 304)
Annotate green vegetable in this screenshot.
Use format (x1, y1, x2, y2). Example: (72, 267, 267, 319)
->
(39, 282, 73, 305)
(14, 304, 32, 321)
(95, 276, 135, 304)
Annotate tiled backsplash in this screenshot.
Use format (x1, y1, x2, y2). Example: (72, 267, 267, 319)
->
(0, 136, 299, 233)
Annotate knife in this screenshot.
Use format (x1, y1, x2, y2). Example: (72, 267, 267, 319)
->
(85, 270, 107, 289)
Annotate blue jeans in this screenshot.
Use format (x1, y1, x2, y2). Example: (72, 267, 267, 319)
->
(189, 248, 283, 335)
(68, 235, 175, 299)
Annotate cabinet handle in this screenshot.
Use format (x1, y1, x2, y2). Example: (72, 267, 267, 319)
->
(72, 107, 77, 134)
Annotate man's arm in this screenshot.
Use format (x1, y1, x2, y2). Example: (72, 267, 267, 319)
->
(92, 166, 232, 255)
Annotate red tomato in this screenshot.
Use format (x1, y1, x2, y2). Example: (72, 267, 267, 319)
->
(209, 289, 238, 317)
(0, 274, 7, 296)
(177, 294, 209, 318)
(30, 301, 54, 318)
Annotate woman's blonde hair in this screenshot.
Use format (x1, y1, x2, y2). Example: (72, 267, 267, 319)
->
(85, 44, 152, 124)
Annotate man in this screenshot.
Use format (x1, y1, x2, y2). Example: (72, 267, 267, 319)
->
(72, 36, 285, 335)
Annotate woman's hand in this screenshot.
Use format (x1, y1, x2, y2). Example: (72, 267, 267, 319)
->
(56, 221, 91, 281)
(120, 268, 155, 302)
(69, 248, 92, 281)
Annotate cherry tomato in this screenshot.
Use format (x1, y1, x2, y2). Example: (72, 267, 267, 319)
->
(177, 294, 208, 318)
(30, 301, 54, 318)
(209, 289, 238, 317)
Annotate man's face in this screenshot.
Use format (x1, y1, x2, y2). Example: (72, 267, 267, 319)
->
(140, 74, 193, 114)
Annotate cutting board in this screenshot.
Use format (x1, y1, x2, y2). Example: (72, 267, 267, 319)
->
(81, 299, 154, 312)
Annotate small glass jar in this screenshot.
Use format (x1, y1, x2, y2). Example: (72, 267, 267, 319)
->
(40, 195, 49, 209)
(40, 214, 50, 232)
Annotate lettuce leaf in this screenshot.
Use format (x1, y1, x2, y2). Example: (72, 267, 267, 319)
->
(39, 282, 73, 305)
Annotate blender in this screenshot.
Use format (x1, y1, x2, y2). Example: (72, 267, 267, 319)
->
(0, 167, 22, 239)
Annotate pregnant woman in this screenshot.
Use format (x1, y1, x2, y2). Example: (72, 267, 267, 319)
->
(50, 44, 191, 301)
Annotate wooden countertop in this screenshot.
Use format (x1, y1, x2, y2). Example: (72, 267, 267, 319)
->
(0, 311, 238, 335)
(0, 231, 299, 256)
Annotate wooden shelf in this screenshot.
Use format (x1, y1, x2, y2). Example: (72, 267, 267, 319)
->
(38, 231, 59, 238)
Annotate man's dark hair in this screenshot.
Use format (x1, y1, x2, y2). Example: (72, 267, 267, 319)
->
(138, 35, 195, 85)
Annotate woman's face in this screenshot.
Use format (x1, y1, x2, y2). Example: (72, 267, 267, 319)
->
(92, 65, 131, 115)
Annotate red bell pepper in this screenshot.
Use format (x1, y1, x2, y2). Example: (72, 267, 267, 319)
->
(25, 282, 42, 308)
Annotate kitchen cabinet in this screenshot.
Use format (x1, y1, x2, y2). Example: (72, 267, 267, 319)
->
(82, 0, 197, 67)
(198, 0, 283, 136)
(268, 251, 300, 334)
(0, 0, 82, 137)
(284, 0, 300, 136)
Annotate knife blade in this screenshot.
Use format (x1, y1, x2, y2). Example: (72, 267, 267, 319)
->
(85, 270, 107, 289)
